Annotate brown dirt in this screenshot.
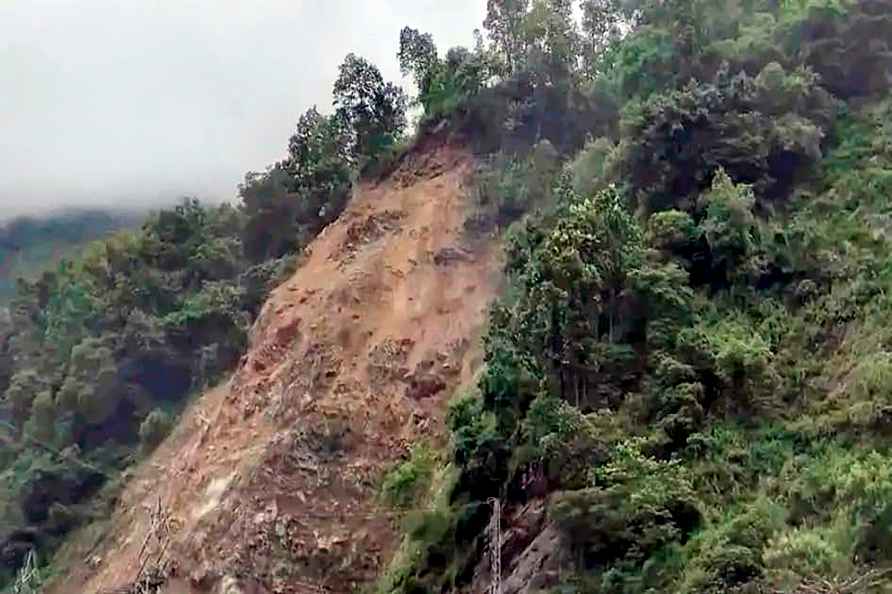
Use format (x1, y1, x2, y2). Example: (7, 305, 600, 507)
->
(46, 144, 502, 594)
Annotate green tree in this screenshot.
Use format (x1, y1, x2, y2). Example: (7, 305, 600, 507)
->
(698, 168, 759, 281)
(551, 439, 700, 564)
(139, 408, 172, 453)
(579, 0, 626, 77)
(57, 338, 121, 425)
(505, 186, 646, 406)
(522, 0, 580, 84)
(27, 391, 56, 444)
(4, 369, 45, 426)
(398, 27, 440, 98)
(333, 53, 408, 163)
(484, 0, 531, 75)
(239, 167, 298, 263)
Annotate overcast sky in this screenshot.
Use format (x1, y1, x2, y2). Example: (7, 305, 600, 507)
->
(0, 0, 486, 219)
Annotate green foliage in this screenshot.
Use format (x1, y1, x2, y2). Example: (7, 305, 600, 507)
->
(381, 445, 437, 509)
(26, 392, 56, 445)
(520, 393, 610, 487)
(786, 0, 892, 99)
(138, 408, 172, 454)
(705, 317, 778, 407)
(470, 140, 561, 229)
(5, 370, 46, 426)
(679, 497, 786, 593)
(333, 53, 408, 167)
(238, 167, 303, 263)
(484, 0, 530, 76)
(699, 169, 758, 276)
(788, 447, 892, 560)
(446, 392, 501, 469)
(566, 137, 616, 198)
(399, 27, 441, 112)
(617, 61, 834, 214)
(646, 210, 701, 254)
(551, 440, 700, 566)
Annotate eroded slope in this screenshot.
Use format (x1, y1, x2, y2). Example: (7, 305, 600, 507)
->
(50, 144, 501, 594)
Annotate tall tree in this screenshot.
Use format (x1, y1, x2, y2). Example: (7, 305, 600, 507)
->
(333, 54, 408, 163)
(398, 27, 440, 95)
(284, 107, 353, 238)
(523, 0, 581, 83)
(484, 0, 531, 75)
(579, 0, 626, 77)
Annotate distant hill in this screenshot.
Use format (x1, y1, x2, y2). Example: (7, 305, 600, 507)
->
(0, 208, 144, 302)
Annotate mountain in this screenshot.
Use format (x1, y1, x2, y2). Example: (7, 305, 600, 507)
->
(4, 1, 892, 593)
(0, 209, 144, 302)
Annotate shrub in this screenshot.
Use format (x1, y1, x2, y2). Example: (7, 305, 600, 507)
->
(647, 210, 702, 254)
(520, 394, 610, 489)
(26, 391, 55, 444)
(763, 524, 853, 588)
(679, 497, 786, 593)
(701, 318, 778, 409)
(567, 137, 616, 198)
(551, 440, 700, 566)
(138, 409, 173, 454)
(698, 169, 759, 280)
(832, 351, 892, 430)
(381, 445, 436, 509)
(618, 63, 833, 214)
(787, 448, 892, 562)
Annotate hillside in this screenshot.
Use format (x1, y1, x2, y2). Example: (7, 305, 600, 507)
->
(46, 142, 501, 594)
(0, 210, 143, 303)
(2, 1, 892, 593)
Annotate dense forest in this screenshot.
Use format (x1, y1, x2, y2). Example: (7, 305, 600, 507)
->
(375, 0, 892, 593)
(2, 0, 892, 591)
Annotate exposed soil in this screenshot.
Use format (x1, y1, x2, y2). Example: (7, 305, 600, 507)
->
(46, 143, 502, 594)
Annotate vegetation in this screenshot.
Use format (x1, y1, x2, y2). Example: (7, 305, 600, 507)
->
(376, 0, 892, 592)
(0, 51, 408, 583)
(5, 0, 892, 590)
(0, 209, 142, 303)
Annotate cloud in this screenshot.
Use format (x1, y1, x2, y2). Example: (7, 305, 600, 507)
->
(0, 0, 485, 219)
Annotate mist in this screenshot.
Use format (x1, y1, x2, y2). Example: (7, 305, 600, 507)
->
(0, 0, 485, 220)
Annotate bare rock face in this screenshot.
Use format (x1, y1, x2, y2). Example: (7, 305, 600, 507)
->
(466, 500, 567, 594)
(501, 524, 564, 594)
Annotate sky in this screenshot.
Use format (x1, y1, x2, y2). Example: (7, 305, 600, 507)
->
(0, 0, 486, 219)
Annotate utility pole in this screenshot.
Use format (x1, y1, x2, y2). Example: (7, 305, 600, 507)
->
(487, 497, 502, 594)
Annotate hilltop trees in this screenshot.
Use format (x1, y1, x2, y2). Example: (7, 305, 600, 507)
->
(333, 53, 408, 166)
(398, 28, 439, 97)
(241, 53, 406, 263)
(484, 0, 531, 75)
